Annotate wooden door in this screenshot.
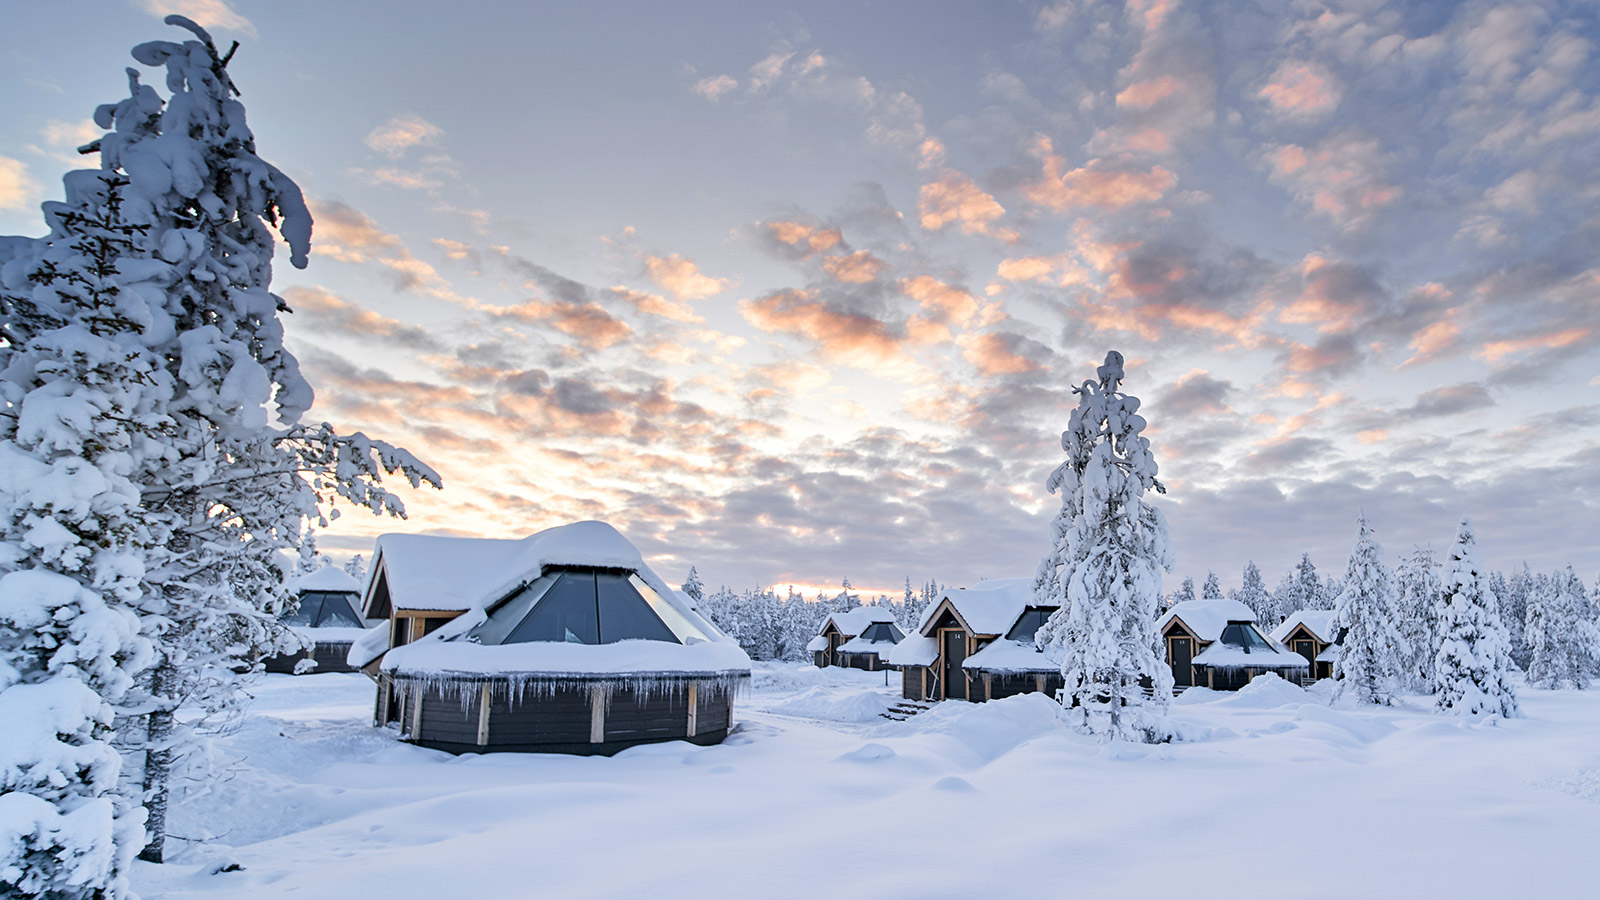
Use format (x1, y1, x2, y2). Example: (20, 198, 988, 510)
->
(941, 630, 968, 700)
(1169, 637, 1193, 687)
(827, 631, 841, 667)
(1293, 639, 1316, 668)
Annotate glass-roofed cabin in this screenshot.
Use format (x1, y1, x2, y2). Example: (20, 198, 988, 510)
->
(1158, 599, 1309, 690)
(352, 522, 751, 756)
(808, 607, 903, 670)
(264, 566, 369, 674)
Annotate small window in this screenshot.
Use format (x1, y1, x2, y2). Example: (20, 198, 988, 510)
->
(284, 592, 322, 626)
(505, 571, 600, 644)
(314, 593, 363, 627)
(1219, 623, 1272, 651)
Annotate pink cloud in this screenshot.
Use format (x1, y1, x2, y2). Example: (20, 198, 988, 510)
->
(493, 299, 633, 349)
(918, 169, 1017, 240)
(1258, 62, 1342, 119)
(1116, 75, 1181, 108)
(823, 250, 889, 284)
(1478, 327, 1591, 363)
(900, 275, 979, 325)
(740, 289, 913, 368)
(1024, 139, 1176, 211)
(645, 253, 729, 300)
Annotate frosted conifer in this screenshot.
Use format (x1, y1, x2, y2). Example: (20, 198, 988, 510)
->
(343, 553, 367, 584)
(681, 566, 704, 604)
(1526, 567, 1596, 689)
(1395, 547, 1442, 691)
(1434, 520, 1518, 717)
(1233, 561, 1275, 625)
(1201, 572, 1223, 602)
(1036, 351, 1174, 743)
(1331, 513, 1408, 704)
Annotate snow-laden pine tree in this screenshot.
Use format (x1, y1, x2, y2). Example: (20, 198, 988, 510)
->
(1331, 513, 1408, 704)
(1036, 351, 1174, 743)
(680, 566, 704, 604)
(1434, 520, 1518, 717)
(1171, 576, 1196, 607)
(1498, 566, 1533, 670)
(342, 553, 367, 584)
(1394, 547, 1441, 691)
(1232, 561, 1275, 625)
(1201, 571, 1223, 602)
(65, 18, 443, 862)
(1526, 567, 1597, 689)
(0, 158, 162, 900)
(1285, 553, 1321, 616)
(294, 529, 323, 576)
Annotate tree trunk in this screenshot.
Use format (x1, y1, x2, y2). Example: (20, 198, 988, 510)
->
(138, 660, 177, 864)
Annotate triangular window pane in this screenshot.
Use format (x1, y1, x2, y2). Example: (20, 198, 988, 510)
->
(315, 593, 363, 627)
(505, 572, 599, 644)
(595, 571, 677, 643)
(286, 592, 323, 626)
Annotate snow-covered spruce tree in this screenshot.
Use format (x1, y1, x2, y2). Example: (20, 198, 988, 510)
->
(1395, 547, 1442, 691)
(0, 166, 162, 898)
(1171, 576, 1195, 607)
(1036, 351, 1174, 743)
(1498, 565, 1533, 670)
(1232, 561, 1275, 626)
(1434, 520, 1518, 717)
(1330, 513, 1408, 704)
(680, 566, 704, 605)
(1526, 567, 1597, 689)
(1201, 571, 1223, 602)
(70, 18, 443, 862)
(1286, 553, 1320, 616)
(342, 552, 366, 584)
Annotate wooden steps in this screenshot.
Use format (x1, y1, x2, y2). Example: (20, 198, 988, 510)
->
(880, 700, 936, 721)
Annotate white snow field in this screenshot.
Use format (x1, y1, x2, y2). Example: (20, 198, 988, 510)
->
(136, 665, 1599, 900)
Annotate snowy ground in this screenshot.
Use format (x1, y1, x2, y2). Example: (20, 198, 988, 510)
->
(135, 664, 1600, 899)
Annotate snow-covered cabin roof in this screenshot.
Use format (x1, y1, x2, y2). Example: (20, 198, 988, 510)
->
(288, 566, 363, 594)
(838, 627, 904, 656)
(1191, 639, 1308, 670)
(963, 639, 1059, 673)
(1269, 610, 1339, 645)
(366, 520, 697, 619)
(1316, 643, 1342, 663)
(918, 578, 1042, 637)
(805, 635, 830, 652)
(821, 606, 899, 638)
(887, 635, 937, 667)
(1158, 599, 1257, 643)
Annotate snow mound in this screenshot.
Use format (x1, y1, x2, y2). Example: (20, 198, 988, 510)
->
(1173, 687, 1224, 705)
(748, 662, 888, 694)
(835, 742, 896, 763)
(881, 693, 1066, 763)
(768, 687, 896, 723)
(1292, 704, 1397, 744)
(1215, 672, 1309, 708)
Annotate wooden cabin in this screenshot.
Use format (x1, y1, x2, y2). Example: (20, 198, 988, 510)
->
(808, 608, 904, 670)
(264, 566, 369, 674)
(350, 522, 751, 755)
(1159, 599, 1308, 691)
(888, 579, 1063, 702)
(1270, 610, 1342, 681)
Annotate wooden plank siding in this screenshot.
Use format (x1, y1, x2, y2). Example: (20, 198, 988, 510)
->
(406, 680, 736, 756)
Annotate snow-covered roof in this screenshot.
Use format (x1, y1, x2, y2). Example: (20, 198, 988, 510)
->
(366, 521, 724, 641)
(918, 577, 1041, 637)
(288, 566, 363, 594)
(1316, 644, 1342, 663)
(1158, 599, 1257, 643)
(805, 635, 830, 652)
(288, 625, 369, 644)
(1192, 641, 1308, 669)
(1269, 610, 1339, 645)
(821, 606, 898, 637)
(838, 635, 895, 656)
(963, 639, 1060, 673)
(347, 622, 390, 670)
(887, 635, 937, 667)
(381, 638, 751, 679)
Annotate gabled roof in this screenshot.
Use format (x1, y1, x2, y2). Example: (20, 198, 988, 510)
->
(838, 623, 905, 656)
(1158, 599, 1257, 643)
(1191, 632, 1308, 670)
(288, 566, 363, 594)
(363, 521, 728, 644)
(918, 578, 1041, 637)
(1269, 609, 1339, 645)
(821, 606, 898, 638)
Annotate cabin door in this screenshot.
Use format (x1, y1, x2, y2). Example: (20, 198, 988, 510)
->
(941, 630, 968, 701)
(1169, 637, 1193, 687)
(827, 632, 842, 667)
(1293, 639, 1316, 668)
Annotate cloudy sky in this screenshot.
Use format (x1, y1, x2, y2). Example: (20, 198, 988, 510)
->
(3, 0, 1598, 597)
